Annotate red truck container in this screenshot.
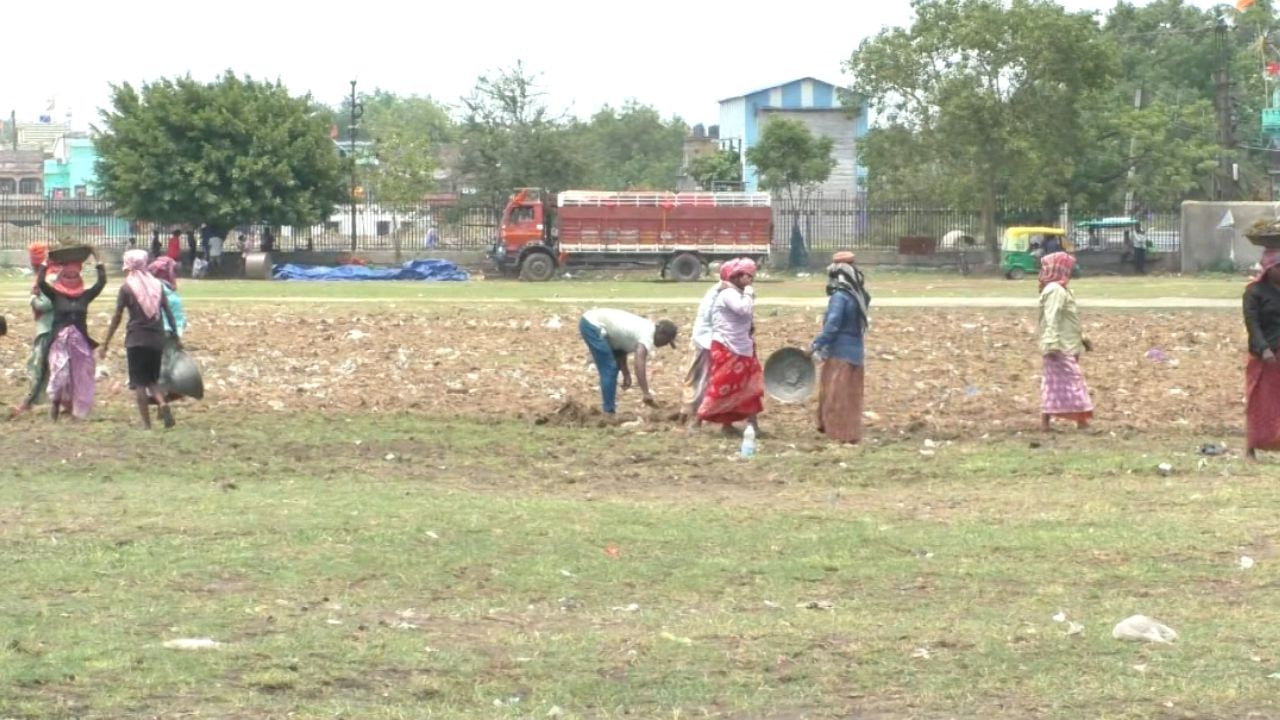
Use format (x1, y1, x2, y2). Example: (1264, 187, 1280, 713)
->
(488, 188, 773, 281)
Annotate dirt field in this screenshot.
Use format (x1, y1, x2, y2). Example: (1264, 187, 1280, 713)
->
(0, 302, 1246, 440)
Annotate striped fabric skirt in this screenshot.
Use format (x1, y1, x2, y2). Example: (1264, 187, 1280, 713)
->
(817, 358, 864, 444)
(1041, 353, 1093, 421)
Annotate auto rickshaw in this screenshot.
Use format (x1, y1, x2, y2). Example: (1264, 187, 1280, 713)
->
(1072, 217, 1144, 251)
(1000, 226, 1073, 280)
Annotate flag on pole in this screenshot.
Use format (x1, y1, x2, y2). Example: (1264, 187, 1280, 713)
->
(1238, 0, 1257, 11)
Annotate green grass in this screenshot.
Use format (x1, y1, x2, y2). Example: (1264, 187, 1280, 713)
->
(0, 271, 1253, 307)
(3, 411, 1280, 718)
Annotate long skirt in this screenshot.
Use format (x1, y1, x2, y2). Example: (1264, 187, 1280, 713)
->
(1246, 355, 1280, 451)
(47, 326, 95, 420)
(24, 332, 51, 406)
(681, 347, 711, 419)
(1041, 352, 1093, 422)
(817, 358, 864, 444)
(697, 341, 764, 424)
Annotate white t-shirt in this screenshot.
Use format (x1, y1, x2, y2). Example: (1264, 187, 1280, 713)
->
(583, 308, 656, 354)
(209, 236, 224, 256)
(691, 283, 719, 351)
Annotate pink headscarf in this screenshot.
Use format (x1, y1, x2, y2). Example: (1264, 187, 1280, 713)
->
(1038, 252, 1076, 292)
(148, 256, 178, 290)
(123, 249, 163, 320)
(720, 257, 757, 281)
(1252, 248, 1280, 286)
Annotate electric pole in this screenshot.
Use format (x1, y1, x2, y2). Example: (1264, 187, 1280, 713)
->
(1124, 86, 1143, 217)
(1213, 20, 1238, 201)
(348, 80, 364, 252)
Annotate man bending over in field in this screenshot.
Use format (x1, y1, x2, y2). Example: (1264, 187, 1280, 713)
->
(578, 308, 677, 419)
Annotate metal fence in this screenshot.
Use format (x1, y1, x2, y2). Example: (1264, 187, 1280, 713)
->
(0, 197, 501, 252)
(771, 195, 1182, 253)
(0, 194, 1181, 255)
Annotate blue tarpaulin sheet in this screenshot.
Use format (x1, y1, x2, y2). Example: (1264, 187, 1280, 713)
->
(273, 259, 470, 282)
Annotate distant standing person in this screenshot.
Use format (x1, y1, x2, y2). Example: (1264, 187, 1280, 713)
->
(199, 224, 214, 260)
(578, 308, 678, 418)
(186, 230, 198, 270)
(810, 251, 870, 444)
(166, 229, 182, 262)
(208, 231, 224, 274)
(261, 227, 275, 254)
(1038, 252, 1094, 431)
(100, 250, 179, 430)
(150, 229, 162, 260)
(1244, 248, 1280, 460)
(37, 250, 108, 421)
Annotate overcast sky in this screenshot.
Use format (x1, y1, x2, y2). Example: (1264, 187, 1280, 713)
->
(3, 0, 1227, 129)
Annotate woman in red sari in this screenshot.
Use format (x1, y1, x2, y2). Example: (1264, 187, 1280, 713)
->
(1244, 248, 1280, 460)
(697, 258, 764, 435)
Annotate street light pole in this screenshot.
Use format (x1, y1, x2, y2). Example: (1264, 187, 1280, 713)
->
(348, 80, 363, 252)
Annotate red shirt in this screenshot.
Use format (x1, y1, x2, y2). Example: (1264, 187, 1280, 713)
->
(167, 237, 181, 260)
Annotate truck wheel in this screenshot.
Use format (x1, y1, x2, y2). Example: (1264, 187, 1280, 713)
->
(668, 253, 703, 282)
(520, 253, 556, 282)
(1007, 267, 1025, 281)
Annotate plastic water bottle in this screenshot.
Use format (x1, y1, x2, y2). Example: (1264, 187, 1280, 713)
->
(740, 425, 756, 459)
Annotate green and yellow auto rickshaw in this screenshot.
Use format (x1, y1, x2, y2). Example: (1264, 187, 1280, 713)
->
(1000, 226, 1073, 280)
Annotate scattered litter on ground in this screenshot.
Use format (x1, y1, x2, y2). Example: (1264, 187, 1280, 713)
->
(163, 638, 222, 650)
(1112, 615, 1178, 644)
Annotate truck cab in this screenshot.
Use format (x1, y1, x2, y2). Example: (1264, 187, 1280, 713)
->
(490, 188, 559, 281)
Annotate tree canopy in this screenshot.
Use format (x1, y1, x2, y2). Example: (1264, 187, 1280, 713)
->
(745, 118, 835, 204)
(95, 72, 344, 232)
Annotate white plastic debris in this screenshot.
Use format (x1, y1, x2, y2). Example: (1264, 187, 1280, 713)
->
(163, 638, 222, 650)
(1112, 615, 1178, 644)
(1066, 621, 1086, 636)
(1157, 463, 1174, 477)
(543, 316, 563, 330)
(1052, 611, 1067, 623)
(1240, 556, 1256, 570)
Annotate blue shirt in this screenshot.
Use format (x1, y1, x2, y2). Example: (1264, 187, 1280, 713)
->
(162, 286, 187, 337)
(811, 290, 864, 366)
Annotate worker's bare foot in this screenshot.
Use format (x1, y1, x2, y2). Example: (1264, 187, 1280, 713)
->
(9, 403, 30, 419)
(721, 424, 743, 438)
(1247, 448, 1259, 463)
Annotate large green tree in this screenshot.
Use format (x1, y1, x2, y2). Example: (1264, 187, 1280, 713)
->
(334, 90, 454, 205)
(95, 72, 344, 232)
(575, 102, 687, 190)
(848, 0, 1118, 246)
(456, 62, 587, 207)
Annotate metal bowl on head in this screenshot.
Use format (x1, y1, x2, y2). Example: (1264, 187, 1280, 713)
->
(763, 347, 817, 404)
(48, 244, 93, 265)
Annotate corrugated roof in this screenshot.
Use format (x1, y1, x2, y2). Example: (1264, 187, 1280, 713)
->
(718, 77, 843, 103)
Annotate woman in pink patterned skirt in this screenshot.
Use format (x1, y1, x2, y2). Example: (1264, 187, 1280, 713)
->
(1037, 252, 1093, 431)
(36, 251, 108, 421)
